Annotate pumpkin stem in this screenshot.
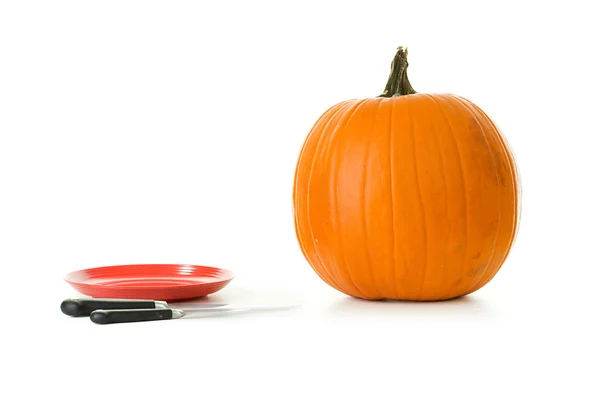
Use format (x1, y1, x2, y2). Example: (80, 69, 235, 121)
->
(379, 46, 417, 97)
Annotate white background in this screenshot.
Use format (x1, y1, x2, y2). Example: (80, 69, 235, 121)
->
(1, 1, 599, 399)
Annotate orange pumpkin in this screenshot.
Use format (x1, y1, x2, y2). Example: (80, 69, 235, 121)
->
(293, 47, 520, 301)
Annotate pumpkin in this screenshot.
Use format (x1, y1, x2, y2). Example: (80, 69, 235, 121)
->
(293, 47, 520, 301)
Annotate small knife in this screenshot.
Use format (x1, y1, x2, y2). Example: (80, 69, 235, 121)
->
(90, 305, 298, 324)
(60, 298, 227, 317)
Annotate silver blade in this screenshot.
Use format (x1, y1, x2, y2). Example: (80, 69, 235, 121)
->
(169, 302, 228, 310)
(125, 300, 230, 310)
(174, 305, 299, 319)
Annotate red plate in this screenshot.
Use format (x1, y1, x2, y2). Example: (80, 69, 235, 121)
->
(65, 264, 235, 301)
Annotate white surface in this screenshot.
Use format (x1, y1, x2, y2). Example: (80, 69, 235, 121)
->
(1, 1, 599, 399)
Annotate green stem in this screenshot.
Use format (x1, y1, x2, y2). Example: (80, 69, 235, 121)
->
(379, 46, 417, 97)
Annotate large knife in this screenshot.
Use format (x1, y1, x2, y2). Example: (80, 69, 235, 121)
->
(90, 305, 298, 324)
(60, 298, 228, 317)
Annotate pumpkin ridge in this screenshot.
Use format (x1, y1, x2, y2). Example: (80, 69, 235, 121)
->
(429, 95, 470, 299)
(294, 101, 348, 225)
(303, 101, 356, 293)
(466, 98, 520, 245)
(458, 98, 519, 291)
(422, 94, 452, 300)
(362, 98, 386, 299)
(388, 98, 402, 298)
(320, 102, 365, 294)
(450, 95, 503, 295)
(329, 99, 373, 298)
(460, 97, 518, 289)
(295, 103, 348, 292)
(408, 98, 430, 300)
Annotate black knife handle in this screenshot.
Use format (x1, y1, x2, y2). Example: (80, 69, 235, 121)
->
(61, 298, 157, 317)
(90, 309, 174, 324)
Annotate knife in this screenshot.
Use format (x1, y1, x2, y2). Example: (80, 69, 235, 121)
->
(60, 298, 228, 317)
(90, 305, 298, 324)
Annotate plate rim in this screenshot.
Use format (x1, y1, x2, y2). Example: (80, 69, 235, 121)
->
(64, 263, 236, 289)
